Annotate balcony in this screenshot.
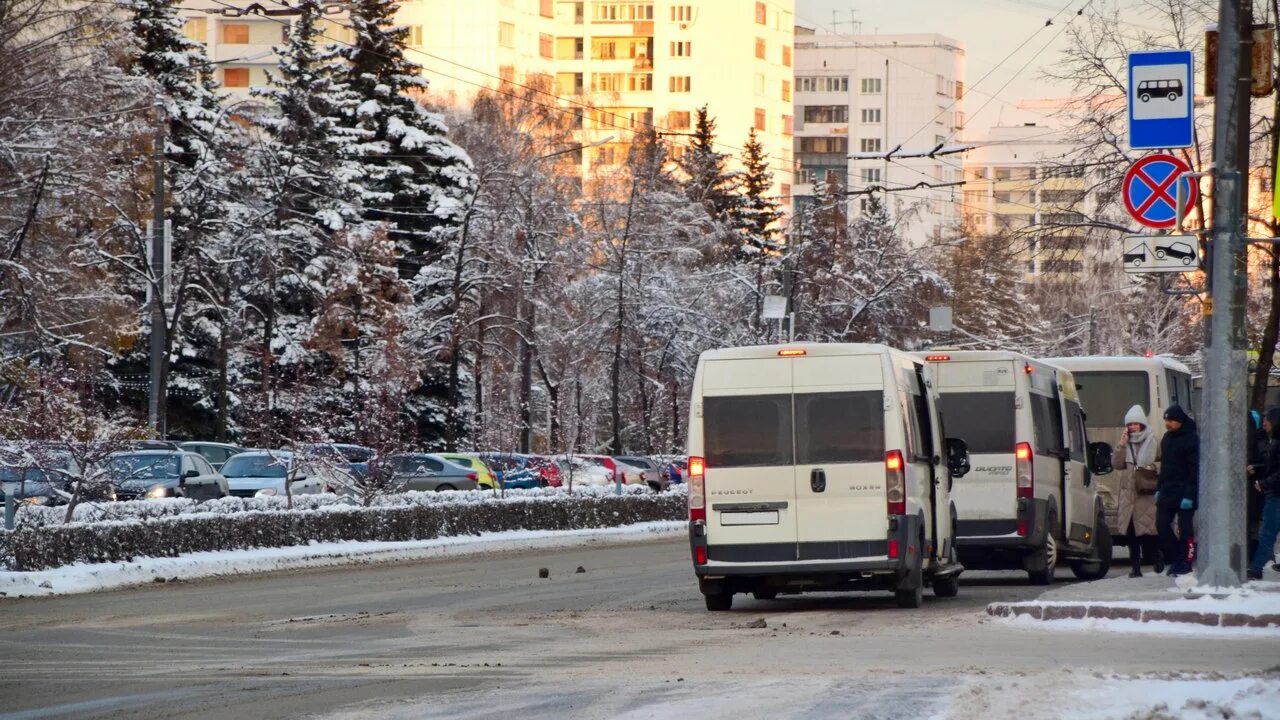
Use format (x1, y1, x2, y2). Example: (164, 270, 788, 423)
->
(633, 56, 652, 70)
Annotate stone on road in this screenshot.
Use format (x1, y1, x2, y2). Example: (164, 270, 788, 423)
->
(0, 538, 1274, 719)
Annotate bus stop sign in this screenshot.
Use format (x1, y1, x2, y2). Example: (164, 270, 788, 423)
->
(1123, 153, 1197, 229)
(1128, 50, 1194, 150)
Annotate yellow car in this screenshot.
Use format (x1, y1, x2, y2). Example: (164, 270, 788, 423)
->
(440, 453, 499, 490)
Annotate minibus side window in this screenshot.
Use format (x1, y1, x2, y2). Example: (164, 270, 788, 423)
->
(907, 383, 934, 460)
(1030, 393, 1065, 455)
(703, 395, 793, 467)
(1066, 402, 1086, 461)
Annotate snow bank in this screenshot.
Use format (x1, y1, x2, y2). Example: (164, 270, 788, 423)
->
(0, 521, 684, 598)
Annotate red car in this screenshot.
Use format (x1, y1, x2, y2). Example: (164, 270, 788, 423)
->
(528, 455, 563, 487)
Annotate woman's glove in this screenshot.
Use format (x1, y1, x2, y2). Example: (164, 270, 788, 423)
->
(1180, 498, 1193, 510)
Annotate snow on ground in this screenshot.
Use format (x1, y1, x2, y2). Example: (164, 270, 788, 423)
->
(941, 673, 1280, 720)
(0, 521, 684, 598)
(1001, 613, 1280, 638)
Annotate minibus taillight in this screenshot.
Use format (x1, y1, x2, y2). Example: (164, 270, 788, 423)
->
(885, 450, 906, 516)
(1015, 442, 1034, 500)
(688, 456, 706, 522)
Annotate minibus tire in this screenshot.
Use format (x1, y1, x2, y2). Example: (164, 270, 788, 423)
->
(705, 591, 733, 611)
(932, 573, 959, 598)
(895, 582, 924, 609)
(1071, 512, 1114, 581)
(1027, 512, 1060, 586)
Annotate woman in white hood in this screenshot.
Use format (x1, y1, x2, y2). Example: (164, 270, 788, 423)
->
(1114, 404, 1162, 577)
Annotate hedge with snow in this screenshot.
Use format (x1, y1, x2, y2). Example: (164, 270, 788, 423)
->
(0, 488, 686, 572)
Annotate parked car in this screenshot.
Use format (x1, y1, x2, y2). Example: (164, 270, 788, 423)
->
(179, 441, 245, 471)
(303, 443, 374, 477)
(219, 451, 335, 498)
(0, 445, 82, 506)
(439, 453, 499, 490)
(572, 455, 621, 486)
(477, 453, 544, 489)
(386, 454, 479, 492)
(106, 450, 228, 501)
(613, 456, 669, 491)
(554, 455, 614, 487)
(528, 455, 564, 487)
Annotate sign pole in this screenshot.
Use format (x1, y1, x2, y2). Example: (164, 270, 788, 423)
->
(1198, 0, 1252, 588)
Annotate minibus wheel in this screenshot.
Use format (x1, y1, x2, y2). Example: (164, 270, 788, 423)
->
(705, 591, 733, 611)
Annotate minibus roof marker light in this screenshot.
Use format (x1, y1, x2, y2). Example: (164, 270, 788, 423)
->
(778, 348, 807, 357)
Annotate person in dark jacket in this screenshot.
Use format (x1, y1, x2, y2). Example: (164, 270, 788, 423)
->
(1247, 408, 1280, 580)
(1156, 404, 1199, 576)
(1247, 409, 1264, 546)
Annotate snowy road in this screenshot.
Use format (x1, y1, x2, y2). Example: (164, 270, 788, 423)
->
(0, 537, 1276, 719)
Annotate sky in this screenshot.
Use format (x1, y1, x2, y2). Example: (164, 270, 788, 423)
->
(796, 0, 1166, 135)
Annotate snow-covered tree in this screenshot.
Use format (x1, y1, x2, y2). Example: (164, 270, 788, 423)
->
(733, 128, 783, 259)
(935, 223, 1048, 353)
(676, 107, 740, 226)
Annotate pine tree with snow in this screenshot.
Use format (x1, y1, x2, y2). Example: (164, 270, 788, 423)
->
(331, 0, 475, 271)
(676, 107, 740, 224)
(123, 0, 241, 436)
(733, 128, 783, 259)
(936, 223, 1047, 353)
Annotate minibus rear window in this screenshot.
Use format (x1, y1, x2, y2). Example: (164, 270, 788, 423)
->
(795, 391, 885, 464)
(1074, 371, 1151, 429)
(703, 395, 793, 467)
(936, 392, 1015, 455)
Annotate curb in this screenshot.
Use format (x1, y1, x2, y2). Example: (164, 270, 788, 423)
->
(986, 602, 1280, 629)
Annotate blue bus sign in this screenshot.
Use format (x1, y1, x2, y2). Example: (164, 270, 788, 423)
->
(1128, 50, 1194, 150)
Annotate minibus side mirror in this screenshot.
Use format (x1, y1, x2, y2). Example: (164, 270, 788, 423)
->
(1088, 442, 1114, 476)
(945, 438, 970, 479)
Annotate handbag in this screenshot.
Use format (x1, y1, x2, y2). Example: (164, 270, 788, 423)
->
(1134, 466, 1159, 494)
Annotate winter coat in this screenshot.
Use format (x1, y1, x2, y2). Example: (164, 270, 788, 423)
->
(1112, 405, 1159, 537)
(1251, 408, 1280, 500)
(1156, 405, 1199, 511)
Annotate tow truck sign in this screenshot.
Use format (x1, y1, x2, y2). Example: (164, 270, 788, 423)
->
(1122, 235, 1200, 274)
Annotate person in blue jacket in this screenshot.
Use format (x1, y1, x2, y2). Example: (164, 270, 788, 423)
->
(1155, 405, 1198, 577)
(1247, 408, 1280, 580)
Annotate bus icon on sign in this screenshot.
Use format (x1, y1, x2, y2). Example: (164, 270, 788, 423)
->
(1138, 79, 1184, 103)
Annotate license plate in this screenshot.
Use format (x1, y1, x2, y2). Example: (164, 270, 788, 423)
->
(720, 511, 779, 526)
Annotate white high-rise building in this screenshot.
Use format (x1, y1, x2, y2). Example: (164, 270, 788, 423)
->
(178, 0, 797, 209)
(792, 28, 966, 245)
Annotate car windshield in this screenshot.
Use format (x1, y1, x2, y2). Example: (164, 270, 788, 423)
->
(110, 454, 179, 479)
(337, 446, 373, 463)
(0, 467, 52, 483)
(221, 455, 288, 478)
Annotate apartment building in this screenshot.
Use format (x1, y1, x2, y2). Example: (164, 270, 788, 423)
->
(791, 28, 965, 246)
(961, 122, 1097, 276)
(178, 0, 795, 208)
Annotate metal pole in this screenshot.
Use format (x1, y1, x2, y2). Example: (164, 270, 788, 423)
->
(148, 102, 167, 435)
(3, 493, 14, 531)
(1198, 0, 1252, 587)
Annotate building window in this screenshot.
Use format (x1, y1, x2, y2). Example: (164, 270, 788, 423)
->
(669, 75, 691, 92)
(670, 41, 691, 57)
(407, 25, 422, 46)
(781, 80, 791, 102)
(557, 36, 584, 60)
(222, 67, 250, 87)
(860, 77, 882, 94)
(755, 37, 766, 59)
(754, 73, 766, 96)
(498, 22, 514, 48)
(797, 76, 848, 93)
(955, 80, 965, 99)
(539, 33, 553, 58)
(782, 114, 793, 135)
(954, 111, 965, 130)
(781, 45, 792, 67)
(540, 0, 553, 18)
(756, 1, 767, 24)
(221, 23, 249, 44)
(670, 5, 692, 21)
(802, 105, 847, 123)
(861, 168, 882, 183)
(859, 138, 882, 153)
(499, 65, 515, 82)
(593, 2, 654, 21)
(557, 72, 584, 95)
(797, 137, 848, 153)
(860, 108, 881, 123)
(754, 108, 766, 131)
(591, 72, 652, 92)
(936, 74, 947, 96)
(781, 182, 790, 199)
(183, 17, 207, 42)
(669, 110, 691, 130)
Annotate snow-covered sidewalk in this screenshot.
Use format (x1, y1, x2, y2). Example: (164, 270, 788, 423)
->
(0, 520, 684, 598)
(987, 572, 1280, 634)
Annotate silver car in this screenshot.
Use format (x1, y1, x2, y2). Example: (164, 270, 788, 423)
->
(389, 454, 479, 492)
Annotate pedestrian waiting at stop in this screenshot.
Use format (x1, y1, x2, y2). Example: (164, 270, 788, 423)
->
(1114, 405, 1162, 577)
(1246, 408, 1280, 581)
(1156, 404, 1199, 577)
